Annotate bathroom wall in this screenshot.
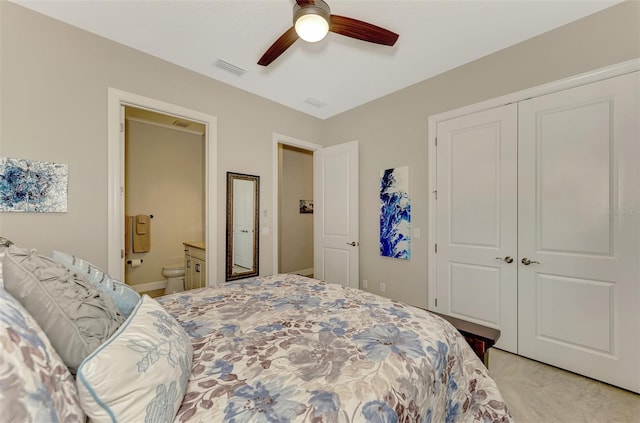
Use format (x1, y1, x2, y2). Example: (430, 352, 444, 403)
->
(124, 117, 205, 287)
(278, 144, 313, 274)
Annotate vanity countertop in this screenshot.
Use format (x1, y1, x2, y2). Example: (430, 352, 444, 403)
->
(183, 241, 205, 250)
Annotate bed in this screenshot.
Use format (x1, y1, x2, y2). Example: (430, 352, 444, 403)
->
(157, 274, 511, 422)
(0, 242, 511, 422)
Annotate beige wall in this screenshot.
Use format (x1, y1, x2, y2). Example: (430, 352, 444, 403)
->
(125, 119, 205, 286)
(0, 2, 638, 306)
(279, 145, 313, 274)
(0, 2, 323, 282)
(321, 0, 640, 308)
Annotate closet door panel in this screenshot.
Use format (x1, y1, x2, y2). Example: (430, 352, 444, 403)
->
(518, 71, 639, 393)
(435, 104, 518, 353)
(537, 101, 612, 255)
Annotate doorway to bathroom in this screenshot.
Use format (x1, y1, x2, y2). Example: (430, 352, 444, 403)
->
(123, 106, 205, 296)
(107, 88, 218, 293)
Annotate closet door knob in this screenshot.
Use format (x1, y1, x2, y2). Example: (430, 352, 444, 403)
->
(521, 257, 540, 266)
(496, 256, 514, 263)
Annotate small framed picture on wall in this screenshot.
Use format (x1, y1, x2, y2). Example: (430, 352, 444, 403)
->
(299, 200, 313, 214)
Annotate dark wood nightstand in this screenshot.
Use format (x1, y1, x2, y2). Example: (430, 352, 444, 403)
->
(431, 312, 501, 368)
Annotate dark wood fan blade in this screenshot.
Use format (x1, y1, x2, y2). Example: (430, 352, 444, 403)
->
(296, 0, 315, 5)
(258, 26, 299, 66)
(329, 15, 398, 46)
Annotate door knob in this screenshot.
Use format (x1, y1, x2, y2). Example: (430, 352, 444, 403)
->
(346, 241, 359, 246)
(521, 257, 540, 266)
(496, 256, 514, 263)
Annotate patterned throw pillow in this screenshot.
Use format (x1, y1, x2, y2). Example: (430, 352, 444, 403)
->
(3, 246, 125, 374)
(0, 288, 85, 422)
(76, 295, 193, 423)
(50, 250, 141, 317)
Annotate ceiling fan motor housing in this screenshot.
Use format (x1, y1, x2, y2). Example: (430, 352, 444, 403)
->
(293, 0, 331, 26)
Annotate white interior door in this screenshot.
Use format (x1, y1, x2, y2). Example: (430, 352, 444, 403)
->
(314, 141, 359, 288)
(518, 72, 639, 393)
(435, 105, 518, 352)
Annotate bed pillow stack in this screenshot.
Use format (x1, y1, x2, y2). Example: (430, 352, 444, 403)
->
(2, 242, 193, 422)
(3, 245, 125, 374)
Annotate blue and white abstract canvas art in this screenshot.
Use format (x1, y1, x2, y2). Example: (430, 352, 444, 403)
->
(0, 158, 68, 212)
(380, 166, 410, 259)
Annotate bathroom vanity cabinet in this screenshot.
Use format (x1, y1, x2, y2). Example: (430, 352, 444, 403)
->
(184, 241, 206, 290)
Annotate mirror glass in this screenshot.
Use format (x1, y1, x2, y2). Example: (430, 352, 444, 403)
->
(226, 172, 259, 281)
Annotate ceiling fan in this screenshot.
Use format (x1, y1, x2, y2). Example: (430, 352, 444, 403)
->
(258, 0, 399, 66)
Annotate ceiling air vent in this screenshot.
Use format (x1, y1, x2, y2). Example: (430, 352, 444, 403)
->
(303, 97, 327, 108)
(215, 58, 246, 76)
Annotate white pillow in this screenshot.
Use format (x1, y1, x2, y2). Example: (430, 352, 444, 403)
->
(76, 295, 193, 423)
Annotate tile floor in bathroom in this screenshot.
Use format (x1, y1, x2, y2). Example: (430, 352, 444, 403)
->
(489, 349, 640, 422)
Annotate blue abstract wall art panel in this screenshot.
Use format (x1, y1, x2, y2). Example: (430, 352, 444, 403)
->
(0, 158, 68, 212)
(380, 166, 410, 259)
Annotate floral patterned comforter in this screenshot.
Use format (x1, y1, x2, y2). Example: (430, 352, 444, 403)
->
(158, 274, 512, 423)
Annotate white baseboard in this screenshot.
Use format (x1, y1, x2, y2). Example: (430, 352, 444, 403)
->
(131, 280, 167, 293)
(290, 267, 314, 277)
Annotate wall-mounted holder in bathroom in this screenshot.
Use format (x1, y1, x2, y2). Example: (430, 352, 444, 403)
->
(127, 259, 144, 267)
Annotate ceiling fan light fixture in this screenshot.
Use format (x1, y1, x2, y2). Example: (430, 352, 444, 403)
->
(293, 0, 331, 43)
(295, 14, 328, 42)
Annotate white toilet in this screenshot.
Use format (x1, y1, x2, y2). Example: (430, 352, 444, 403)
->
(162, 264, 185, 295)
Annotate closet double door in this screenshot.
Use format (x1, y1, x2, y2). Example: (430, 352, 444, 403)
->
(435, 72, 639, 393)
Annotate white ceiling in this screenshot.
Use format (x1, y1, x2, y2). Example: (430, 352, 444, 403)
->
(13, 0, 622, 119)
